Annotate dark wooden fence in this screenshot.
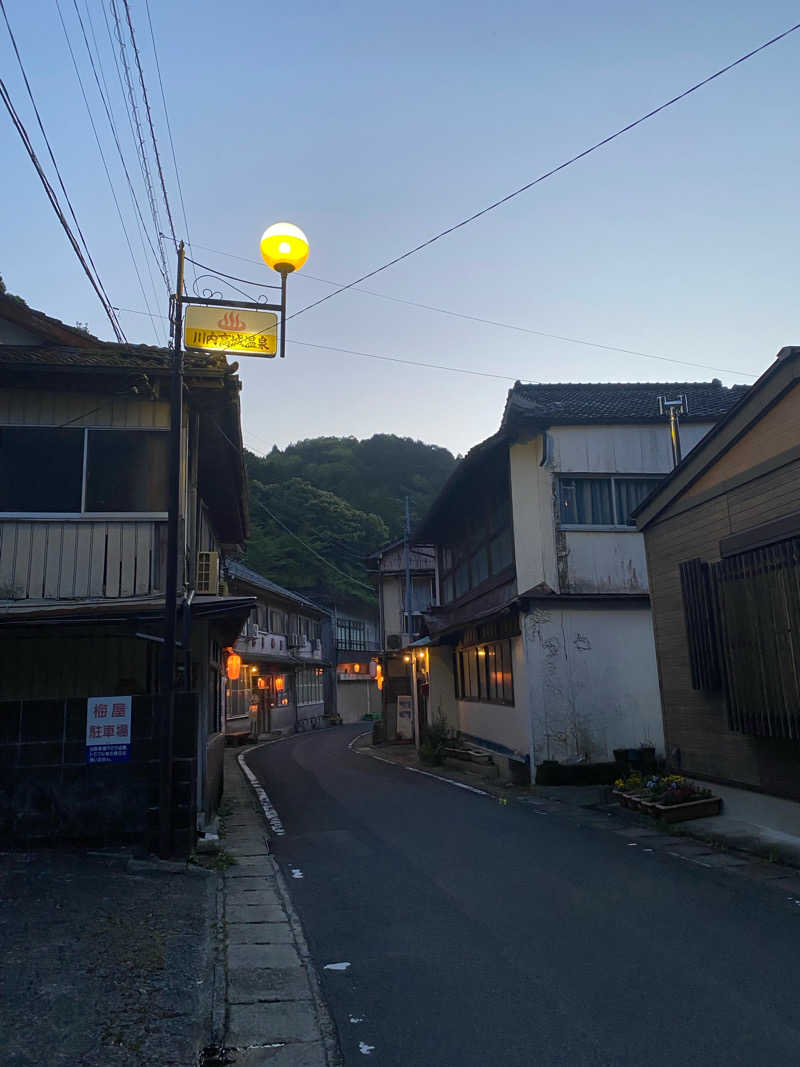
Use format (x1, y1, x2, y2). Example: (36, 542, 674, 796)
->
(714, 538, 800, 740)
(682, 536, 800, 740)
(0, 692, 198, 855)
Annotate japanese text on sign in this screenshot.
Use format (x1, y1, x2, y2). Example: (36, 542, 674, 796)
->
(86, 695, 132, 764)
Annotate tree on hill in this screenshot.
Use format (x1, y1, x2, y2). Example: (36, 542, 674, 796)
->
(245, 478, 388, 605)
(244, 433, 456, 538)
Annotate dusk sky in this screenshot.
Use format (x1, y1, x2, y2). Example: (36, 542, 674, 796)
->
(3, 1, 799, 458)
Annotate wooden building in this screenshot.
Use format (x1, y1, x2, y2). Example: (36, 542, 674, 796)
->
(0, 293, 252, 852)
(636, 348, 800, 799)
(224, 560, 335, 737)
(416, 379, 747, 778)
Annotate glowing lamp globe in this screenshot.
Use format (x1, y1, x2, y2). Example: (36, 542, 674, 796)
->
(260, 222, 309, 274)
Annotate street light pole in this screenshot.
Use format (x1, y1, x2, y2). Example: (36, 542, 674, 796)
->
(158, 239, 185, 859)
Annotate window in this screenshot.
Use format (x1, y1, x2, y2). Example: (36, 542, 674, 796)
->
(296, 666, 324, 705)
(0, 427, 84, 511)
(438, 487, 514, 606)
(85, 430, 168, 511)
(679, 558, 722, 692)
(558, 476, 661, 527)
(453, 640, 514, 705)
(270, 608, 288, 634)
(0, 426, 169, 514)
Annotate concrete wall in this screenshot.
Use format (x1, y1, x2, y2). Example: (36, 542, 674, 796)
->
(562, 530, 649, 594)
(428, 637, 529, 761)
(509, 439, 558, 595)
(522, 604, 664, 764)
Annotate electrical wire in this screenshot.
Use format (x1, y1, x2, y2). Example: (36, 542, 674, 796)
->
(55, 0, 161, 345)
(80, 0, 166, 328)
(0, 75, 125, 341)
(144, 0, 197, 291)
(182, 243, 758, 378)
(109, 302, 759, 383)
(107, 0, 171, 289)
(0, 0, 124, 340)
(120, 0, 177, 252)
(252, 500, 375, 593)
(183, 255, 281, 292)
(286, 20, 800, 323)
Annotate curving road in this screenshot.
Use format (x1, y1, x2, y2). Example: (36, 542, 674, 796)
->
(245, 724, 800, 1067)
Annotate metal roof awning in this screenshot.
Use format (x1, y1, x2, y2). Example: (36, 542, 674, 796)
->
(0, 594, 255, 628)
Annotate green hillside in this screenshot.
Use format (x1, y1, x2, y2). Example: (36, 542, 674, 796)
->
(243, 434, 457, 604)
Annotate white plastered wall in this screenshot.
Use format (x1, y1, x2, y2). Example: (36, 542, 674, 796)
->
(523, 604, 664, 764)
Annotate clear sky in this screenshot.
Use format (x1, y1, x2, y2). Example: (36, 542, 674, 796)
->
(3, 1, 799, 458)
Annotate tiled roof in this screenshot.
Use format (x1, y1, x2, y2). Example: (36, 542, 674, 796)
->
(224, 559, 329, 614)
(503, 379, 749, 425)
(0, 343, 230, 374)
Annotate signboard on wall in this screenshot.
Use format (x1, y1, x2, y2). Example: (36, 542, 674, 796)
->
(184, 305, 278, 356)
(86, 695, 132, 763)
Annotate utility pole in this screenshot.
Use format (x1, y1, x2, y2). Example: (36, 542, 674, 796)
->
(158, 240, 185, 859)
(404, 496, 412, 639)
(658, 395, 687, 469)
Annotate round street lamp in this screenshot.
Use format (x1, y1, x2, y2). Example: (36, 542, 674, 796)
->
(260, 222, 309, 275)
(259, 222, 309, 358)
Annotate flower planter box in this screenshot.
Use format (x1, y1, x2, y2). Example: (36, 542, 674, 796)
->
(653, 796, 722, 823)
(623, 793, 646, 811)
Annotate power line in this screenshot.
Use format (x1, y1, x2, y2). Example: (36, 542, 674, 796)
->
(0, 0, 124, 340)
(178, 249, 759, 378)
(0, 76, 125, 340)
(286, 20, 800, 323)
(120, 0, 177, 251)
(110, 301, 759, 382)
(252, 500, 375, 593)
(55, 0, 161, 345)
(144, 0, 197, 291)
(79, 0, 168, 337)
(107, 0, 171, 289)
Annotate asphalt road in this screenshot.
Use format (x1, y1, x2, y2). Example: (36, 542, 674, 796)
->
(246, 726, 800, 1067)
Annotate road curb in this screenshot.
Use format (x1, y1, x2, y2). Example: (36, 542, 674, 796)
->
(230, 745, 343, 1067)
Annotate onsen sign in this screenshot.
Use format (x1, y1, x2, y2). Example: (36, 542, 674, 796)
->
(184, 305, 278, 356)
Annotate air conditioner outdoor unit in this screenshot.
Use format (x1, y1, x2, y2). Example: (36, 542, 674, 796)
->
(386, 633, 403, 650)
(246, 622, 258, 639)
(288, 632, 302, 648)
(313, 639, 322, 652)
(196, 551, 219, 595)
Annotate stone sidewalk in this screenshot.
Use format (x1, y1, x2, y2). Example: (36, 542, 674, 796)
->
(219, 745, 340, 1067)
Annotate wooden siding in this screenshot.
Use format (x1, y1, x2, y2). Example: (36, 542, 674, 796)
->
(0, 519, 167, 599)
(684, 386, 800, 499)
(644, 456, 800, 796)
(0, 389, 169, 428)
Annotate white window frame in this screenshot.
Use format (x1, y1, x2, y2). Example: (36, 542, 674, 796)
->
(557, 474, 662, 530)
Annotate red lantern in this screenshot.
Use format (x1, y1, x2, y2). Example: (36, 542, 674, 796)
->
(226, 650, 242, 681)
(257, 678, 266, 690)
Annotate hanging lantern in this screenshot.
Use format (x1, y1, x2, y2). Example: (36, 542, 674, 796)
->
(226, 650, 242, 681)
(257, 678, 267, 690)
